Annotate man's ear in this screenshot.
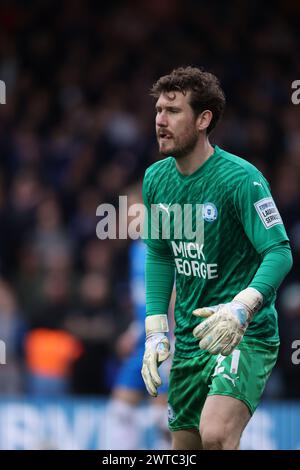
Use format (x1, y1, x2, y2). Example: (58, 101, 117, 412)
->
(196, 110, 213, 132)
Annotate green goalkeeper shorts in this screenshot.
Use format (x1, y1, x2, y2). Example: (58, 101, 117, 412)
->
(167, 337, 279, 432)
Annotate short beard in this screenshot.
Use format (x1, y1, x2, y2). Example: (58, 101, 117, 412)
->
(159, 132, 198, 159)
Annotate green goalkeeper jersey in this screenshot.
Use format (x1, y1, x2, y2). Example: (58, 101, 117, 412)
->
(143, 145, 289, 356)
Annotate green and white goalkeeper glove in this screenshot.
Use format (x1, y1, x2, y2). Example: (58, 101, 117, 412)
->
(192, 288, 263, 356)
(141, 314, 170, 397)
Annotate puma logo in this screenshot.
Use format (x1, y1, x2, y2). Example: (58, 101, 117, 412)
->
(158, 203, 170, 215)
(222, 374, 239, 387)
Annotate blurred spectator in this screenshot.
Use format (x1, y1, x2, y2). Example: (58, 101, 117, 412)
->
(65, 272, 124, 395)
(33, 192, 71, 263)
(70, 186, 102, 250)
(30, 269, 73, 329)
(81, 239, 114, 275)
(1, 171, 41, 278)
(14, 242, 41, 321)
(25, 328, 82, 396)
(24, 271, 81, 396)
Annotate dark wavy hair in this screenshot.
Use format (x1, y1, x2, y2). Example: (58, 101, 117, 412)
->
(151, 66, 226, 134)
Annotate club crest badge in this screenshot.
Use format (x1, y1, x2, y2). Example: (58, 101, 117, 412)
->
(203, 202, 218, 222)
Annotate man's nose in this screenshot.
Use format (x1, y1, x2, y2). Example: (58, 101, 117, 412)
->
(156, 112, 168, 127)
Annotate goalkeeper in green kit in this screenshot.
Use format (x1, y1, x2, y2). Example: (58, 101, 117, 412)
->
(141, 66, 293, 450)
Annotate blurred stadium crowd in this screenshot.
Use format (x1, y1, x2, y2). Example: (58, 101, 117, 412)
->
(0, 0, 299, 399)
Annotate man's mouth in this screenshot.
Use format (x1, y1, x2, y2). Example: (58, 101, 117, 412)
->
(158, 131, 173, 140)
